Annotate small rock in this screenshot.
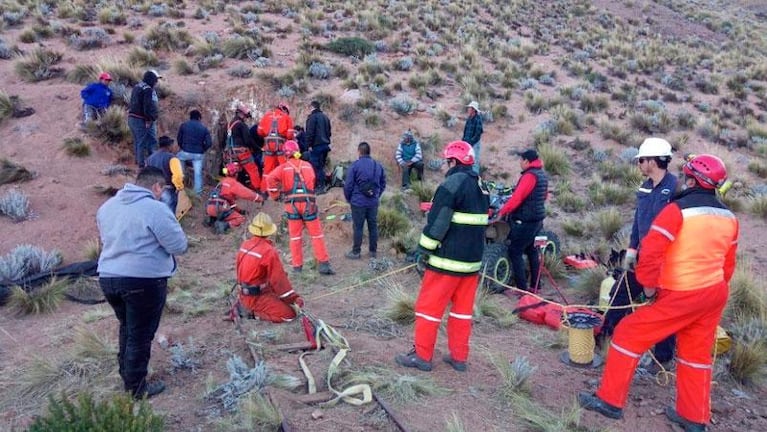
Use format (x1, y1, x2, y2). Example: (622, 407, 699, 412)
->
(311, 409, 324, 420)
(157, 334, 170, 349)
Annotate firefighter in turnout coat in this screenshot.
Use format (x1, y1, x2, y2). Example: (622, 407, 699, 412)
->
(579, 154, 739, 432)
(396, 140, 489, 372)
(205, 162, 263, 232)
(236, 212, 304, 322)
(265, 140, 335, 275)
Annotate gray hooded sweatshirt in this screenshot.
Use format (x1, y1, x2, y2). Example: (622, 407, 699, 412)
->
(97, 183, 187, 278)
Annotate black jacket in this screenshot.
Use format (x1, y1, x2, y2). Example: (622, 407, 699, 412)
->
(177, 120, 212, 154)
(305, 109, 331, 152)
(511, 167, 547, 223)
(128, 81, 159, 121)
(419, 165, 489, 275)
(228, 119, 257, 152)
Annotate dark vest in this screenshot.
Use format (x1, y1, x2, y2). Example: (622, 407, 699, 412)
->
(511, 167, 547, 222)
(146, 151, 173, 185)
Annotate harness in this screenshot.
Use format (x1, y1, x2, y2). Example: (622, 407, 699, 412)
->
(207, 184, 234, 220)
(285, 165, 317, 221)
(224, 120, 254, 164)
(263, 115, 285, 156)
(235, 239, 267, 297)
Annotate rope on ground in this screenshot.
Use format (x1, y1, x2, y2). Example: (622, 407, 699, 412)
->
(307, 263, 416, 302)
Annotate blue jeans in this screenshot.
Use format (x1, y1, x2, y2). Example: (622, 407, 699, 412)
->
(160, 187, 178, 214)
(472, 141, 481, 174)
(100, 277, 168, 394)
(351, 205, 378, 254)
(176, 150, 205, 194)
(83, 104, 106, 123)
(128, 116, 157, 167)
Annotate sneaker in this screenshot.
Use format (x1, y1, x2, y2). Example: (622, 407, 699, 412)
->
(318, 262, 335, 275)
(442, 354, 467, 372)
(665, 407, 707, 432)
(578, 392, 623, 419)
(345, 251, 361, 260)
(293, 266, 303, 273)
(395, 349, 432, 371)
(133, 380, 165, 400)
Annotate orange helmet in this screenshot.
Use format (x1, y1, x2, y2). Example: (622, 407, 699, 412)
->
(683, 154, 727, 189)
(223, 162, 241, 176)
(277, 102, 290, 114)
(443, 140, 475, 165)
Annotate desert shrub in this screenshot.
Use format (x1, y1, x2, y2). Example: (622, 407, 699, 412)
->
(127, 47, 159, 67)
(595, 208, 623, 240)
(538, 143, 570, 176)
(85, 106, 130, 144)
(0, 158, 34, 185)
(378, 208, 410, 238)
(396, 56, 414, 71)
(196, 53, 224, 71)
(383, 283, 415, 324)
(389, 94, 417, 115)
(727, 317, 767, 385)
(340, 367, 448, 404)
(588, 182, 633, 206)
(62, 137, 90, 157)
(561, 218, 587, 237)
(599, 120, 631, 144)
(2, 10, 26, 27)
(725, 259, 767, 321)
(475, 289, 517, 328)
(221, 35, 259, 59)
(409, 181, 435, 203)
(14, 48, 63, 82)
(490, 354, 536, 399)
(748, 161, 767, 178)
(66, 64, 99, 84)
(19, 29, 38, 43)
(326, 36, 374, 57)
(580, 94, 609, 113)
(142, 23, 193, 51)
(28, 392, 163, 432)
(174, 59, 194, 75)
(8, 277, 69, 315)
(0, 40, 17, 59)
(69, 28, 111, 50)
(308, 61, 331, 79)
(0, 91, 12, 123)
(0, 244, 63, 282)
(228, 65, 252, 78)
(750, 195, 767, 220)
(0, 188, 30, 222)
(98, 7, 126, 25)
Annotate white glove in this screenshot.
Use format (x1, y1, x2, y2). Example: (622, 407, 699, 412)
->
(623, 248, 637, 270)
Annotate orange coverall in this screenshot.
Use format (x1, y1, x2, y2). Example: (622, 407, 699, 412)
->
(236, 236, 302, 322)
(596, 189, 738, 425)
(206, 177, 262, 227)
(265, 158, 330, 268)
(226, 119, 261, 190)
(257, 109, 295, 176)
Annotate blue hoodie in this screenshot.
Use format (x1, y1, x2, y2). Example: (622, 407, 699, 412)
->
(97, 183, 188, 278)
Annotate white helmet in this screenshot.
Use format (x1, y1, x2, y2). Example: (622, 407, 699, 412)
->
(635, 138, 673, 159)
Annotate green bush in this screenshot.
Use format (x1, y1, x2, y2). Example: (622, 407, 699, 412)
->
(378, 208, 410, 238)
(538, 143, 570, 176)
(85, 106, 131, 144)
(62, 137, 90, 157)
(127, 47, 159, 67)
(325, 37, 374, 58)
(28, 392, 163, 432)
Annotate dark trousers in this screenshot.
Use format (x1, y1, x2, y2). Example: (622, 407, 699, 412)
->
(506, 220, 542, 291)
(309, 148, 329, 189)
(602, 270, 676, 363)
(351, 204, 378, 254)
(100, 277, 168, 395)
(400, 161, 424, 187)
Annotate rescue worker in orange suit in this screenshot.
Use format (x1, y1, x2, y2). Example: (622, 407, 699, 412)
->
(395, 141, 489, 372)
(205, 162, 263, 233)
(236, 212, 304, 322)
(265, 140, 335, 276)
(579, 154, 738, 432)
(257, 102, 295, 176)
(225, 104, 262, 191)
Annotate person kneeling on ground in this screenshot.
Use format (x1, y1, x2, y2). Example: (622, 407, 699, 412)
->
(236, 212, 304, 322)
(205, 162, 263, 234)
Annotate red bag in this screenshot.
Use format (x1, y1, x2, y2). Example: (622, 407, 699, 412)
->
(515, 294, 548, 325)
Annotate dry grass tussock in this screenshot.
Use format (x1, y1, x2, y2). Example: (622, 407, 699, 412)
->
(8, 277, 69, 315)
(340, 366, 449, 404)
(382, 279, 416, 325)
(475, 288, 518, 328)
(0, 158, 34, 185)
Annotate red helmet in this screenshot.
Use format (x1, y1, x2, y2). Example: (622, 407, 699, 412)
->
(683, 154, 727, 189)
(277, 102, 290, 114)
(284, 140, 300, 157)
(443, 140, 475, 165)
(223, 162, 241, 176)
(98, 72, 112, 81)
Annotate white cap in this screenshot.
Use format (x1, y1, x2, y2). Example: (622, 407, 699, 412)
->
(635, 137, 672, 158)
(466, 101, 481, 113)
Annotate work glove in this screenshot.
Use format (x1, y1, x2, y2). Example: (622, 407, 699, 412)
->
(622, 248, 637, 271)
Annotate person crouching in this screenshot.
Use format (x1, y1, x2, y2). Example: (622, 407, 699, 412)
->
(236, 212, 304, 322)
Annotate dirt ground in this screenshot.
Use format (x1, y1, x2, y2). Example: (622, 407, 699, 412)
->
(2, 1, 767, 431)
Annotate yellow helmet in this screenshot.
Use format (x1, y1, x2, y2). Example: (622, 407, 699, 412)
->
(248, 212, 277, 237)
